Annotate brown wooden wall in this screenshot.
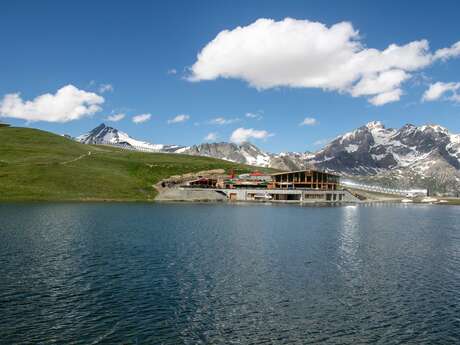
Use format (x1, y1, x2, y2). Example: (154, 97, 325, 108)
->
(272, 170, 339, 190)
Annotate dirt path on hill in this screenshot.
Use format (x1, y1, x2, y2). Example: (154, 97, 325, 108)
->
(60, 151, 92, 165)
(0, 151, 94, 167)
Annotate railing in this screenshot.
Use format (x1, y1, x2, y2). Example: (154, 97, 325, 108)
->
(341, 180, 427, 196)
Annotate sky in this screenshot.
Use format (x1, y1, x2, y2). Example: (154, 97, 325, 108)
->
(1, 0, 460, 152)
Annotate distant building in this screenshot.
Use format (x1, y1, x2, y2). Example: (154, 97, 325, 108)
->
(271, 170, 340, 190)
(188, 178, 218, 188)
(186, 169, 340, 191)
(182, 169, 355, 202)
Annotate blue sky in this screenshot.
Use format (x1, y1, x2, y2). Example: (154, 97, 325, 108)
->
(1, 0, 460, 152)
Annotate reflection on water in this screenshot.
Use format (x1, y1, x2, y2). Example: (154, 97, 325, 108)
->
(0, 203, 459, 344)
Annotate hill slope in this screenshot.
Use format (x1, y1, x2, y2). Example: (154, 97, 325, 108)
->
(0, 126, 270, 201)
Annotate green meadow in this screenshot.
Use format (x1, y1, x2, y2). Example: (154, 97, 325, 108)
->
(0, 125, 271, 201)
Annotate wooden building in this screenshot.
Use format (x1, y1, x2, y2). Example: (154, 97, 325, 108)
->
(188, 178, 218, 188)
(271, 170, 340, 190)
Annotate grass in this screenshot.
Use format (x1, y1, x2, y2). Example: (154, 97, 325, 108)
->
(0, 126, 274, 201)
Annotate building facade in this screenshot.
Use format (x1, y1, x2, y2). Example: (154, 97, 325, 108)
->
(271, 170, 339, 190)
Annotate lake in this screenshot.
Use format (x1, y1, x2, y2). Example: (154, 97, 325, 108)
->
(0, 203, 459, 344)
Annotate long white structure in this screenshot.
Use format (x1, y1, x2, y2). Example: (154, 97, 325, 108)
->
(341, 180, 427, 197)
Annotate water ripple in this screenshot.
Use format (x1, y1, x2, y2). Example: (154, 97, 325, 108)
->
(0, 203, 459, 344)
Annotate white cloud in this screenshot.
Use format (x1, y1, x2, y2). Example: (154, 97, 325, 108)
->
(0, 84, 104, 123)
(299, 117, 318, 126)
(230, 127, 273, 143)
(350, 69, 409, 99)
(132, 113, 151, 124)
(451, 94, 460, 102)
(433, 41, 460, 61)
(168, 114, 190, 124)
(422, 81, 460, 102)
(167, 69, 177, 75)
(209, 116, 240, 125)
(204, 132, 218, 141)
(106, 113, 125, 122)
(369, 89, 403, 106)
(98, 84, 113, 93)
(245, 111, 263, 120)
(189, 18, 460, 105)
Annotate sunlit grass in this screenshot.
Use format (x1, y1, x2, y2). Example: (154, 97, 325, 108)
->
(0, 126, 273, 201)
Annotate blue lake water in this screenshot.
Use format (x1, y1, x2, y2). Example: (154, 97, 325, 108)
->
(0, 203, 459, 344)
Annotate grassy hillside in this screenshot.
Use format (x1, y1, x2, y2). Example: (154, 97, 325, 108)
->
(0, 126, 273, 201)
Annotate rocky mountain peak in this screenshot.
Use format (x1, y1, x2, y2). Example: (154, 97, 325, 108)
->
(419, 124, 449, 135)
(76, 121, 460, 194)
(77, 123, 116, 144)
(76, 123, 181, 152)
(364, 121, 385, 130)
(94, 122, 107, 130)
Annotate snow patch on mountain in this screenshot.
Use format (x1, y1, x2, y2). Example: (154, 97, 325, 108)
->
(76, 123, 183, 152)
(306, 122, 460, 174)
(76, 122, 460, 194)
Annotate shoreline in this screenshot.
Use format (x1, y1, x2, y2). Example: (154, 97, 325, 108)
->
(1, 198, 458, 206)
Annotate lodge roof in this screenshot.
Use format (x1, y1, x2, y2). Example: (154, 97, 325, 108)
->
(270, 169, 340, 177)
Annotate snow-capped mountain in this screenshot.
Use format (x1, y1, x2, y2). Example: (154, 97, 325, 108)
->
(76, 122, 460, 193)
(181, 122, 460, 177)
(76, 124, 315, 170)
(177, 143, 317, 171)
(76, 123, 183, 152)
(302, 121, 460, 194)
(305, 121, 460, 173)
(176, 122, 460, 193)
(177, 142, 272, 166)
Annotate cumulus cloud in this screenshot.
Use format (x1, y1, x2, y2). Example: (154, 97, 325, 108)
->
(230, 127, 273, 143)
(106, 113, 125, 122)
(422, 81, 460, 102)
(433, 41, 460, 61)
(209, 116, 240, 125)
(168, 114, 190, 124)
(132, 113, 151, 124)
(0, 84, 104, 123)
(369, 89, 403, 106)
(246, 111, 263, 120)
(350, 69, 409, 103)
(204, 132, 218, 141)
(188, 17, 460, 105)
(98, 84, 113, 93)
(299, 117, 318, 126)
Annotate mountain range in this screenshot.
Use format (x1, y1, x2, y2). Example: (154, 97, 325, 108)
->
(76, 123, 183, 152)
(76, 122, 460, 194)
